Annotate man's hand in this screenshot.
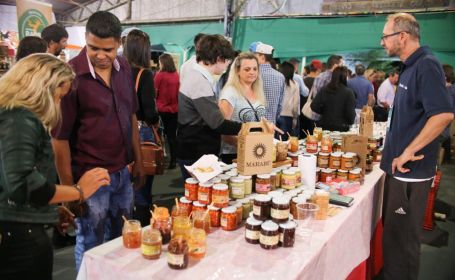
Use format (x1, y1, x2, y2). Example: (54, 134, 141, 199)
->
(392, 149, 424, 174)
(56, 205, 76, 235)
(132, 161, 146, 190)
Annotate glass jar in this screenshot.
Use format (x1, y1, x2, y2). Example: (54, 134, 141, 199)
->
(336, 169, 348, 180)
(172, 216, 191, 239)
(141, 228, 162, 259)
(320, 168, 335, 183)
(230, 176, 245, 199)
(316, 167, 321, 182)
(366, 156, 373, 172)
(276, 142, 288, 161)
(171, 205, 187, 221)
(306, 135, 318, 154)
(198, 182, 212, 205)
(289, 136, 299, 153)
(290, 196, 307, 218)
(218, 174, 231, 185)
(208, 205, 221, 228)
(239, 175, 253, 195)
(239, 198, 252, 220)
(289, 167, 301, 186)
(281, 169, 296, 190)
(184, 178, 199, 201)
(329, 152, 342, 169)
(209, 177, 221, 185)
(332, 141, 342, 152)
(179, 197, 193, 216)
(212, 184, 229, 208)
(279, 220, 297, 247)
(272, 168, 281, 189)
(368, 138, 377, 151)
(288, 152, 300, 167)
(313, 190, 330, 220)
(313, 127, 323, 141)
(341, 153, 356, 170)
(317, 152, 330, 168)
(373, 148, 383, 162)
(230, 201, 243, 227)
(321, 136, 332, 153)
(152, 216, 172, 245)
(256, 174, 272, 194)
(192, 201, 206, 213)
(259, 221, 279, 250)
(245, 217, 263, 244)
(167, 238, 189, 269)
(348, 168, 361, 182)
(188, 228, 206, 259)
(192, 210, 210, 234)
(253, 194, 272, 221)
(271, 196, 290, 224)
(122, 220, 141, 249)
(221, 206, 237, 231)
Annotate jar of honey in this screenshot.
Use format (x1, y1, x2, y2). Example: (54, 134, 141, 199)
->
(172, 216, 191, 239)
(306, 135, 318, 154)
(373, 148, 383, 162)
(341, 153, 355, 170)
(256, 174, 272, 194)
(348, 168, 361, 182)
(313, 190, 330, 220)
(192, 210, 210, 234)
(122, 220, 141, 249)
(313, 127, 323, 141)
(167, 238, 189, 269)
(368, 138, 377, 151)
(329, 152, 342, 169)
(179, 197, 193, 216)
(276, 142, 288, 161)
(198, 182, 212, 205)
(188, 228, 206, 259)
(208, 205, 220, 228)
(212, 184, 229, 208)
(260, 221, 279, 250)
(141, 228, 162, 259)
(184, 178, 199, 201)
(221, 206, 237, 231)
(230, 176, 245, 199)
(320, 168, 335, 183)
(289, 136, 299, 153)
(321, 136, 332, 154)
(317, 152, 330, 168)
(239, 175, 253, 195)
(336, 169, 348, 180)
(281, 169, 296, 190)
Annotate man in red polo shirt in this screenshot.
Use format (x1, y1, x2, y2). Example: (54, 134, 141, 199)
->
(52, 11, 144, 271)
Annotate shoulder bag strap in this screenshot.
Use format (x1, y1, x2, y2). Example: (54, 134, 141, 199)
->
(135, 68, 145, 92)
(242, 96, 260, 122)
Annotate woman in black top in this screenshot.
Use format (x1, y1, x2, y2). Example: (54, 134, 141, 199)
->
(311, 66, 356, 132)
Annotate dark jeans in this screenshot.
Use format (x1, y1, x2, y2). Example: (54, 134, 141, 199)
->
(0, 222, 53, 280)
(220, 153, 237, 164)
(177, 158, 196, 181)
(382, 174, 432, 280)
(160, 112, 178, 164)
(277, 116, 295, 141)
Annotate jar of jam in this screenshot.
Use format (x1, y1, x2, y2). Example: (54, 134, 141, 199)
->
(253, 194, 272, 221)
(192, 201, 206, 213)
(320, 168, 335, 183)
(281, 169, 296, 190)
(279, 220, 297, 247)
(313, 190, 330, 220)
(306, 135, 318, 154)
(122, 220, 141, 249)
(321, 136, 332, 153)
(239, 175, 253, 195)
(259, 221, 279, 250)
(172, 216, 191, 239)
(188, 228, 206, 259)
(348, 168, 361, 182)
(179, 197, 193, 216)
(184, 178, 199, 201)
(271, 196, 290, 224)
(290, 196, 307, 218)
(256, 174, 272, 194)
(366, 156, 373, 172)
(288, 152, 300, 167)
(329, 152, 342, 169)
(167, 238, 189, 269)
(239, 198, 252, 220)
(212, 184, 229, 208)
(141, 228, 162, 259)
(341, 153, 355, 170)
(337, 169, 348, 180)
(218, 174, 231, 185)
(230, 201, 243, 226)
(221, 206, 237, 231)
(245, 217, 263, 244)
(289, 136, 299, 153)
(208, 205, 221, 227)
(198, 182, 212, 205)
(152, 216, 172, 245)
(289, 167, 301, 185)
(316, 167, 321, 182)
(317, 152, 330, 168)
(272, 168, 281, 189)
(192, 210, 210, 234)
(230, 176, 245, 199)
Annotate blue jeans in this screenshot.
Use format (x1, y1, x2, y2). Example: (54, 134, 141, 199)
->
(135, 125, 155, 206)
(74, 167, 133, 271)
(277, 116, 294, 141)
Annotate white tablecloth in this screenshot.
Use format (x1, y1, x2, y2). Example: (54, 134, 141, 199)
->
(77, 165, 385, 280)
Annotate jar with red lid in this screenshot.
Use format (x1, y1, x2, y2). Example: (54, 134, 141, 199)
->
(321, 136, 332, 153)
(306, 136, 318, 154)
(208, 205, 221, 227)
(212, 184, 229, 208)
(259, 221, 279, 250)
(221, 206, 237, 231)
(184, 178, 199, 201)
(179, 197, 192, 216)
(256, 174, 272, 194)
(198, 182, 212, 205)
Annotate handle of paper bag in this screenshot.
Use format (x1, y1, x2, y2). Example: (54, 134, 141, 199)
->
(240, 121, 269, 134)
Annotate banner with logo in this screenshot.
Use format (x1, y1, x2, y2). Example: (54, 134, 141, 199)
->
(16, 0, 53, 39)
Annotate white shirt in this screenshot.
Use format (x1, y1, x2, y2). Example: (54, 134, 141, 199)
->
(180, 55, 197, 84)
(377, 78, 396, 108)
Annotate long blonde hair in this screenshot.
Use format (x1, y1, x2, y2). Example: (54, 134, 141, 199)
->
(0, 53, 75, 130)
(223, 52, 266, 106)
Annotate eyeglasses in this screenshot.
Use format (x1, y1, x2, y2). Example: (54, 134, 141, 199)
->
(381, 31, 408, 41)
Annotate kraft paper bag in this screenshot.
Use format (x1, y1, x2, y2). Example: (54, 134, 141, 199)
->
(359, 105, 374, 138)
(342, 134, 368, 176)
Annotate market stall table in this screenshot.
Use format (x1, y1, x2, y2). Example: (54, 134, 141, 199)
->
(77, 165, 385, 280)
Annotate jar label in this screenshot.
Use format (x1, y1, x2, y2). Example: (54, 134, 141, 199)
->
(231, 186, 245, 195)
(245, 229, 260, 240)
(271, 208, 290, 219)
(279, 233, 284, 243)
(330, 159, 341, 168)
(281, 178, 296, 189)
(307, 143, 318, 152)
(184, 189, 189, 198)
(141, 244, 161, 256)
(321, 144, 331, 152)
(212, 194, 228, 204)
(256, 183, 271, 193)
(244, 182, 253, 194)
(253, 205, 261, 216)
(221, 217, 227, 227)
(260, 233, 279, 246)
(198, 192, 209, 202)
(167, 253, 184, 266)
(318, 158, 329, 166)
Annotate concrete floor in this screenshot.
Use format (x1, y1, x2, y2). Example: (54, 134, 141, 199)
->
(52, 162, 455, 280)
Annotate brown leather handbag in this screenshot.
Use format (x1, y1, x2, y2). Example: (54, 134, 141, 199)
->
(136, 69, 165, 175)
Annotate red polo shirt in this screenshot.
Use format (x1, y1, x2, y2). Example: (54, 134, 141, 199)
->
(154, 71, 179, 113)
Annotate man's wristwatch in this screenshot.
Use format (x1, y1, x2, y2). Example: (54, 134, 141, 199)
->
(73, 184, 84, 203)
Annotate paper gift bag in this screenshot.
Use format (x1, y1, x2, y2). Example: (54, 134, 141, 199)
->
(342, 134, 368, 176)
(237, 121, 274, 176)
(359, 105, 374, 138)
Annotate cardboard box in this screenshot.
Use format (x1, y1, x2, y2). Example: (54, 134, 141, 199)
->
(342, 134, 368, 176)
(237, 121, 274, 175)
(359, 106, 374, 138)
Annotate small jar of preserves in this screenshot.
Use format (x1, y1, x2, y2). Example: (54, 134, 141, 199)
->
(271, 196, 290, 224)
(245, 217, 263, 244)
(373, 148, 383, 162)
(316, 167, 321, 182)
(313, 127, 323, 141)
(141, 228, 162, 260)
(208, 205, 221, 228)
(321, 136, 333, 153)
(218, 174, 231, 185)
(348, 168, 361, 182)
(239, 175, 253, 195)
(281, 169, 296, 190)
(172, 216, 191, 239)
(320, 168, 335, 183)
(336, 169, 348, 180)
(198, 182, 212, 205)
(279, 220, 297, 247)
(290, 196, 307, 218)
(317, 152, 330, 168)
(259, 221, 279, 250)
(152, 215, 172, 245)
(184, 178, 199, 201)
(212, 184, 229, 208)
(192, 201, 206, 213)
(368, 138, 377, 151)
(167, 238, 189, 270)
(230, 176, 245, 199)
(341, 153, 354, 170)
(332, 141, 342, 152)
(192, 210, 210, 234)
(306, 135, 318, 154)
(289, 136, 299, 153)
(290, 167, 301, 185)
(288, 152, 300, 167)
(366, 156, 373, 172)
(179, 197, 193, 216)
(230, 201, 243, 226)
(272, 168, 282, 189)
(329, 152, 342, 169)
(188, 228, 206, 260)
(256, 174, 272, 194)
(253, 194, 272, 221)
(122, 220, 141, 249)
(276, 142, 288, 161)
(221, 206, 237, 231)
(239, 198, 252, 220)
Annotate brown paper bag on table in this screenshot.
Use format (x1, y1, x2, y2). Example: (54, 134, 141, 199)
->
(342, 134, 368, 176)
(237, 120, 274, 176)
(359, 105, 374, 138)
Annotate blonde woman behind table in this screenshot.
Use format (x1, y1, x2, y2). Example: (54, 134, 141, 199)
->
(218, 52, 267, 164)
(0, 54, 110, 280)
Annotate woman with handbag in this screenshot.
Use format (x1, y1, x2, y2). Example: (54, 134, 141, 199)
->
(124, 29, 160, 226)
(218, 52, 267, 164)
(277, 61, 300, 140)
(0, 54, 110, 280)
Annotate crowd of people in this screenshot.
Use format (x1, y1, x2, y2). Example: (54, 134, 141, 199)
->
(0, 10, 454, 280)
